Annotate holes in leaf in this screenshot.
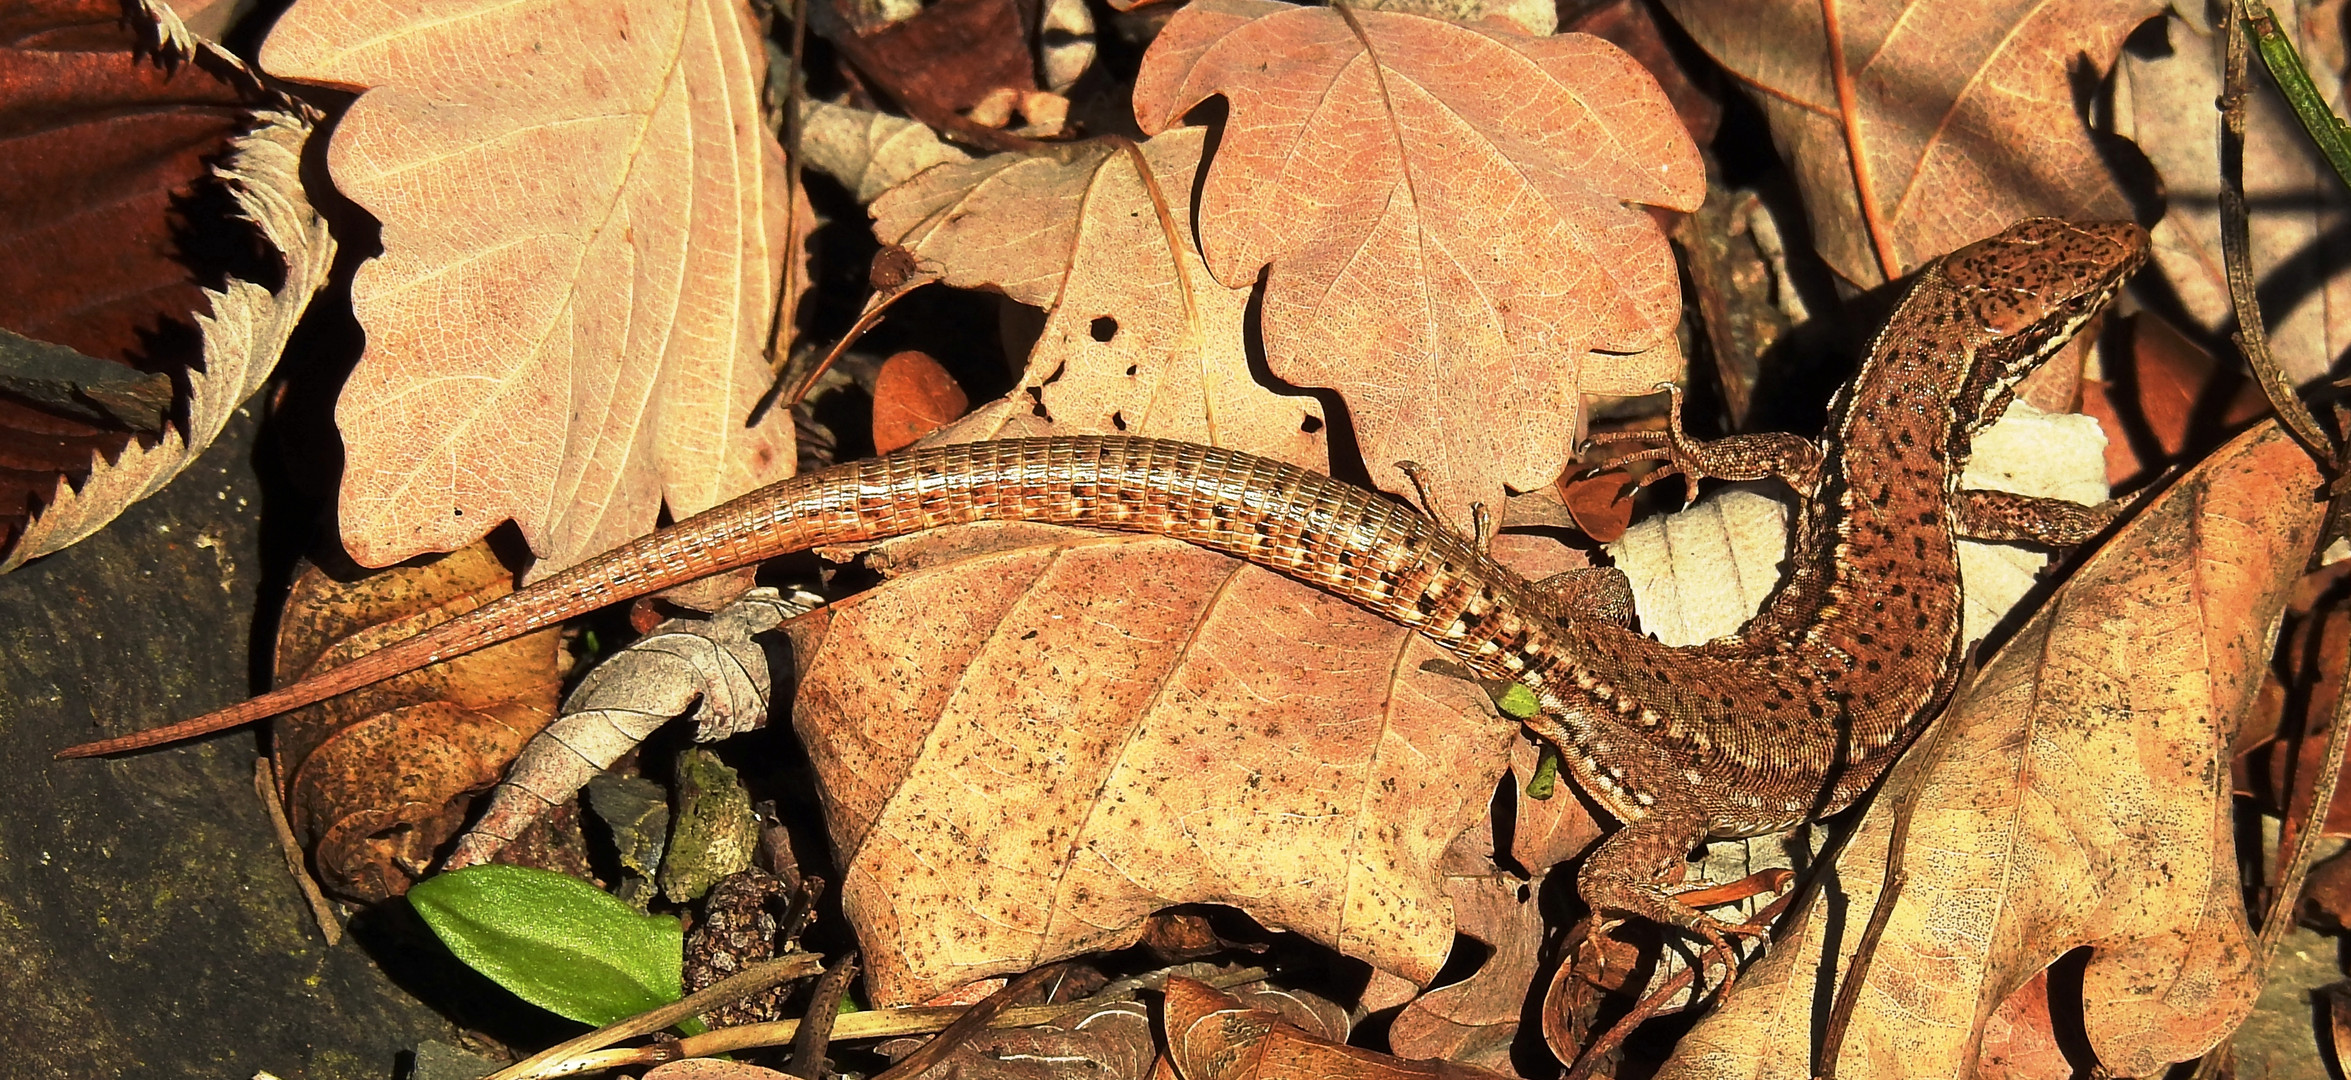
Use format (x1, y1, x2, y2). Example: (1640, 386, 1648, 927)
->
(1111, 411, 1128, 431)
(1090, 316, 1118, 342)
(1300, 415, 1324, 435)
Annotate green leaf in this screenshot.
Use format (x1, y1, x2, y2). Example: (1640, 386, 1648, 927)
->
(1524, 744, 1560, 801)
(409, 864, 684, 1028)
(1495, 682, 1540, 720)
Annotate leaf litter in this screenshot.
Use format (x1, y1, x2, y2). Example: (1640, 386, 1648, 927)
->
(17, 0, 2351, 1076)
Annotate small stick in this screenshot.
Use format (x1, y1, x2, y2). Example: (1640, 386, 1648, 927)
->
(252, 757, 341, 946)
(2218, 0, 2340, 471)
(1821, 0, 1901, 281)
(485, 953, 823, 1080)
(785, 953, 859, 1078)
(870, 963, 1065, 1080)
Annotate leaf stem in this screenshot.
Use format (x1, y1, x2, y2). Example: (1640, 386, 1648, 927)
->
(2217, 0, 2340, 472)
(2240, 0, 2351, 196)
(1821, 0, 1900, 281)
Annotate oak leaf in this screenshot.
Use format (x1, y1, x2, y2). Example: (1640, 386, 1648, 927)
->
(3, 107, 334, 572)
(873, 129, 1328, 469)
(259, 0, 803, 574)
(1131, 0, 1704, 531)
(783, 522, 1525, 1005)
(1659, 0, 2160, 286)
(271, 542, 563, 903)
(1658, 420, 2325, 1079)
(1389, 743, 1591, 1076)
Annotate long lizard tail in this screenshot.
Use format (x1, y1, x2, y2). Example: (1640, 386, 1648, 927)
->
(60, 437, 1502, 757)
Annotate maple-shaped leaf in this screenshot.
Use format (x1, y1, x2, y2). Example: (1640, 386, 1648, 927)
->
(1131, 0, 1703, 531)
(259, 0, 804, 573)
(783, 522, 1525, 1005)
(873, 129, 1327, 468)
(0, 0, 323, 570)
(1659, 420, 2324, 1080)
(1660, 0, 2159, 286)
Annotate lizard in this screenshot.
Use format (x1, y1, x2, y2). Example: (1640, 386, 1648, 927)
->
(57, 217, 2149, 957)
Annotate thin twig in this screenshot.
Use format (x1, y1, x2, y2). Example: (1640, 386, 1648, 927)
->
(1818, 680, 1970, 1080)
(2218, 0, 2340, 472)
(485, 952, 823, 1080)
(785, 952, 859, 1078)
(252, 757, 342, 946)
(766, 0, 810, 375)
(870, 964, 1066, 1080)
(584, 964, 1275, 1068)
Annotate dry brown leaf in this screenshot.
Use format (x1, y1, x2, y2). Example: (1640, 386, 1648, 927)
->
(1163, 976, 1515, 1080)
(875, 129, 1327, 468)
(1658, 420, 2327, 1080)
(1976, 972, 2070, 1080)
(2121, 8, 2351, 386)
(271, 542, 563, 903)
(784, 522, 1522, 1005)
(1659, 0, 2159, 287)
(259, 0, 801, 574)
(0, 1, 325, 569)
(1131, 0, 1703, 531)
(3, 107, 334, 572)
(1389, 782, 1562, 1077)
(872, 349, 970, 453)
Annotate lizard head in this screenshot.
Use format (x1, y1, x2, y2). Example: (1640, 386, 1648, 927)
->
(1936, 218, 2148, 428)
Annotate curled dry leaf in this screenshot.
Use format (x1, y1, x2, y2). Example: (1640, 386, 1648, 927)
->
(1163, 976, 1515, 1080)
(0, 1, 326, 570)
(447, 588, 804, 869)
(785, 522, 1523, 1005)
(871, 349, 970, 454)
(875, 129, 1327, 468)
(798, 98, 974, 204)
(259, 0, 802, 573)
(1659, 421, 2326, 1080)
(1659, 0, 2159, 286)
(271, 542, 563, 903)
(1131, 0, 1704, 531)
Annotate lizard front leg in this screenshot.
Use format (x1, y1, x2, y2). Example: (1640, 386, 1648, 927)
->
(1952, 488, 2135, 547)
(1587, 383, 1825, 502)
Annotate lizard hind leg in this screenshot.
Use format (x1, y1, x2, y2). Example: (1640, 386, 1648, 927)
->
(1577, 804, 1763, 998)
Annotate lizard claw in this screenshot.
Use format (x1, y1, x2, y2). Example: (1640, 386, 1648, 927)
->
(1583, 383, 1706, 505)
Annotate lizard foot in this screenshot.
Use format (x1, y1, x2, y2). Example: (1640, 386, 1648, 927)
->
(1578, 809, 1772, 1001)
(1584, 383, 1825, 502)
